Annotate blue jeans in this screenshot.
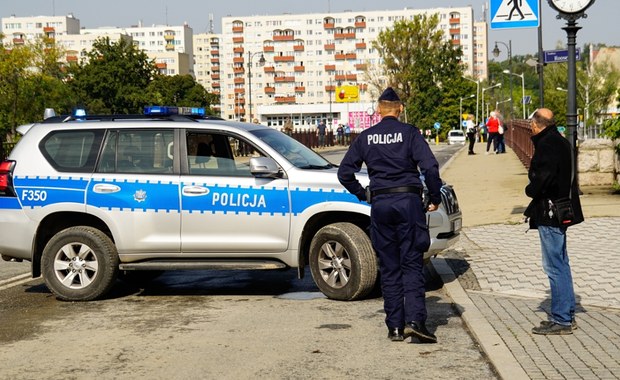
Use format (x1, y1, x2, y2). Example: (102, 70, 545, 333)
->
(538, 225, 575, 325)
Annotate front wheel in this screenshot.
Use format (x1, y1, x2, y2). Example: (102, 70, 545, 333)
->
(309, 222, 377, 301)
(42, 226, 119, 301)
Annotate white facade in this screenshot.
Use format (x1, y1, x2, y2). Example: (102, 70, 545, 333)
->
(1, 14, 80, 45)
(218, 7, 477, 123)
(194, 32, 222, 114)
(56, 32, 133, 63)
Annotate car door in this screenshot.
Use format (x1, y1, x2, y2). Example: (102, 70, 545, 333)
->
(180, 130, 291, 253)
(86, 128, 181, 255)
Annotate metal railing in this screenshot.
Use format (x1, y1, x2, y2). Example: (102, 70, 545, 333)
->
(504, 119, 534, 169)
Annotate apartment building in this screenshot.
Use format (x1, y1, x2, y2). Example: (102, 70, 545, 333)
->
(194, 32, 222, 114)
(1, 13, 80, 44)
(217, 7, 482, 126)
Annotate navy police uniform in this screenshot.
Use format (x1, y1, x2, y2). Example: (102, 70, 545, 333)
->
(337, 88, 443, 342)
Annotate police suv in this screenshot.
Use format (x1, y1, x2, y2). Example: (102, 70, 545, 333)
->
(0, 107, 462, 301)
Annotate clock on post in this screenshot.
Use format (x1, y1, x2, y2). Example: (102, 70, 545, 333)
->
(548, 0, 595, 19)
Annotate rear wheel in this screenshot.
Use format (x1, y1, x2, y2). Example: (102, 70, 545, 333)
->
(42, 226, 119, 301)
(309, 222, 377, 301)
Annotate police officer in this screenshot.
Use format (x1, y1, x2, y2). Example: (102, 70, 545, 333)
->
(337, 87, 443, 344)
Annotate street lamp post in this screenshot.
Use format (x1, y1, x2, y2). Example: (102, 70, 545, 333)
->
(493, 41, 513, 122)
(504, 70, 525, 119)
(482, 83, 502, 122)
(462, 76, 480, 126)
(247, 51, 265, 122)
(459, 94, 475, 130)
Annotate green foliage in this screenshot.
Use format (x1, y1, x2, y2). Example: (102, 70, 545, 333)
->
(68, 37, 158, 114)
(146, 75, 218, 113)
(372, 14, 466, 133)
(602, 117, 620, 153)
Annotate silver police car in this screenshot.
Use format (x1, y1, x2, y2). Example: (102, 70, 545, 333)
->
(0, 107, 461, 301)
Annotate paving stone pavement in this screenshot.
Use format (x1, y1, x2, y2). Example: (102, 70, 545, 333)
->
(439, 145, 620, 379)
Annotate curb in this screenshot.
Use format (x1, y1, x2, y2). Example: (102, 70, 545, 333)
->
(431, 257, 528, 380)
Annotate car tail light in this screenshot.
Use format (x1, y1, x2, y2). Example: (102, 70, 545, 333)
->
(0, 161, 16, 193)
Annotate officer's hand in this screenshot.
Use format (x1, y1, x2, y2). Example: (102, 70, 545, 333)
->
(427, 203, 439, 212)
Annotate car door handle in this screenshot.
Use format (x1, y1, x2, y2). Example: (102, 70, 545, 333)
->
(182, 186, 210, 196)
(93, 184, 121, 193)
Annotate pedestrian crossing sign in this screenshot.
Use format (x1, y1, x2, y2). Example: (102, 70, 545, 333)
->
(490, 0, 540, 30)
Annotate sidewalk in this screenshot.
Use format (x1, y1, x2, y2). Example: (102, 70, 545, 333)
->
(436, 145, 620, 379)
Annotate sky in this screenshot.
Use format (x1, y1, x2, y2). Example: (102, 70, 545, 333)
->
(1, 0, 617, 57)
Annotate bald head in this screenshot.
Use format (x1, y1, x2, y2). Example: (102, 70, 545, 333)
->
(531, 108, 556, 135)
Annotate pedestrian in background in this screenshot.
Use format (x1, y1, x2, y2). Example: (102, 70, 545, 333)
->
(485, 111, 500, 154)
(336, 124, 344, 145)
(337, 87, 442, 344)
(524, 108, 584, 335)
(496, 110, 506, 153)
(317, 120, 327, 147)
(344, 124, 351, 145)
(283, 118, 293, 136)
(465, 115, 477, 155)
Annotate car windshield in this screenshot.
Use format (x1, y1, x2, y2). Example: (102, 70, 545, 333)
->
(252, 129, 335, 169)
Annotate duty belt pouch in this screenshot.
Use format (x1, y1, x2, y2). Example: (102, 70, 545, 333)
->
(551, 197, 575, 225)
(365, 186, 372, 204)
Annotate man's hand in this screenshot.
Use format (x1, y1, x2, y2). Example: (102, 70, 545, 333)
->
(427, 203, 439, 212)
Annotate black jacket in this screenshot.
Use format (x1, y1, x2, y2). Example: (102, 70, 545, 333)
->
(523, 125, 584, 228)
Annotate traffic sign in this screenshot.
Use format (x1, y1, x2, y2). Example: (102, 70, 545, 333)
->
(434, 122, 441, 130)
(543, 48, 581, 64)
(490, 0, 540, 29)
(522, 95, 531, 105)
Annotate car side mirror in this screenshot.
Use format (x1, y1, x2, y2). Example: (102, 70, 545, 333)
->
(250, 157, 282, 178)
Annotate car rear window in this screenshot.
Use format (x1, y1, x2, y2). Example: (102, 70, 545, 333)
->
(40, 130, 104, 173)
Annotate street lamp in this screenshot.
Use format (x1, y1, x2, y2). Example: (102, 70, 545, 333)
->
(482, 83, 502, 122)
(459, 94, 475, 130)
(556, 87, 568, 92)
(463, 76, 481, 125)
(493, 40, 513, 122)
(504, 70, 526, 119)
(247, 51, 265, 122)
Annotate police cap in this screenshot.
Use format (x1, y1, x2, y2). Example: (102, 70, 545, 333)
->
(378, 87, 401, 102)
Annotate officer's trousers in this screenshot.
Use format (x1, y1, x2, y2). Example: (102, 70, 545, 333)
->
(370, 192, 431, 328)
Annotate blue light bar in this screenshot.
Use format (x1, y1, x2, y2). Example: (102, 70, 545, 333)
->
(73, 108, 87, 119)
(144, 106, 179, 115)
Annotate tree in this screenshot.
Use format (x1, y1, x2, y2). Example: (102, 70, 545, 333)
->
(372, 14, 466, 134)
(68, 37, 157, 114)
(145, 74, 219, 113)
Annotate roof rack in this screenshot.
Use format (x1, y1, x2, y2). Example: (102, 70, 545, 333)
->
(41, 114, 224, 123)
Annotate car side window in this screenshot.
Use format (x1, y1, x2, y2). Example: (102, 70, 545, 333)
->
(97, 129, 174, 174)
(40, 130, 104, 173)
(186, 131, 264, 177)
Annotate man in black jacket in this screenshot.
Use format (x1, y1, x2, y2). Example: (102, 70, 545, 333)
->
(524, 108, 584, 335)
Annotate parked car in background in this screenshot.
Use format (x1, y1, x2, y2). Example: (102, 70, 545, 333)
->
(447, 129, 466, 145)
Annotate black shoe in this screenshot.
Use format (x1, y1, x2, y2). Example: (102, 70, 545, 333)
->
(387, 327, 405, 342)
(540, 318, 578, 331)
(532, 321, 572, 335)
(404, 321, 437, 344)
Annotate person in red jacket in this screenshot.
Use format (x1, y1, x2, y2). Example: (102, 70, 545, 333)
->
(485, 111, 500, 154)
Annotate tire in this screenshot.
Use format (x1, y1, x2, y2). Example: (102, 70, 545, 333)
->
(309, 222, 377, 301)
(42, 226, 119, 301)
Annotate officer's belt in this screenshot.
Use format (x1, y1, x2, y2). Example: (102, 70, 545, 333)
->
(372, 186, 423, 197)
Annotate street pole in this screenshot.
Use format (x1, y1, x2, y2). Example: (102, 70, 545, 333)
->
(537, 2, 545, 108)
(462, 76, 480, 126)
(459, 94, 474, 131)
(247, 51, 265, 122)
(493, 41, 513, 122)
(504, 70, 526, 119)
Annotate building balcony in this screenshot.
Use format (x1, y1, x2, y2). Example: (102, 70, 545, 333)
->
(211, 90, 220, 95)
(212, 82, 221, 88)
(156, 62, 167, 69)
(449, 17, 461, 24)
(235, 107, 246, 115)
(264, 66, 275, 73)
(165, 43, 175, 51)
(211, 74, 220, 80)
(335, 53, 346, 60)
(324, 43, 335, 50)
(346, 74, 357, 81)
(264, 87, 276, 94)
(12, 38, 24, 45)
(295, 86, 306, 93)
(210, 58, 220, 64)
(345, 53, 357, 60)
(236, 97, 246, 105)
(359, 83, 368, 91)
(449, 28, 461, 35)
(335, 32, 356, 39)
(233, 57, 244, 63)
(325, 85, 336, 92)
(355, 42, 367, 49)
(232, 26, 244, 33)
(233, 67, 245, 74)
(275, 76, 295, 83)
(233, 47, 244, 54)
(66, 56, 78, 63)
(275, 96, 296, 103)
(274, 55, 294, 62)
(273, 35, 294, 42)
(354, 21, 366, 28)
(234, 88, 245, 94)
(294, 65, 305, 72)
(263, 46, 275, 52)
(335, 74, 346, 81)
(451, 39, 460, 45)
(232, 36, 244, 43)
(211, 65, 220, 72)
(234, 77, 245, 84)
(293, 44, 304, 51)
(355, 63, 368, 70)
(43, 26, 55, 32)
(323, 22, 335, 29)
(324, 64, 336, 71)
(210, 50, 220, 55)
(164, 32, 175, 41)
(210, 37, 220, 45)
